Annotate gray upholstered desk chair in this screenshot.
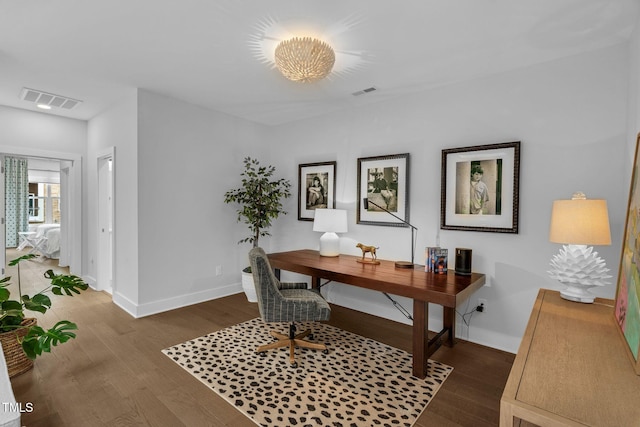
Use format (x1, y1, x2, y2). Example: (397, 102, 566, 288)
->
(248, 247, 331, 368)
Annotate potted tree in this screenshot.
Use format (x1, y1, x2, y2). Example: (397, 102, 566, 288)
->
(0, 254, 89, 377)
(224, 157, 291, 301)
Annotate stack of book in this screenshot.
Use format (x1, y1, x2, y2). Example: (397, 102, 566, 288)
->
(425, 247, 448, 274)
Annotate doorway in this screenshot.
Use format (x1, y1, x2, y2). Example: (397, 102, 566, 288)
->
(0, 146, 81, 277)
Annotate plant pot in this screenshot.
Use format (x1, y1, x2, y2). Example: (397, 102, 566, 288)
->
(0, 318, 36, 378)
(241, 267, 258, 303)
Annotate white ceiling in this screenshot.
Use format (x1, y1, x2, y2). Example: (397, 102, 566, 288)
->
(0, 0, 637, 126)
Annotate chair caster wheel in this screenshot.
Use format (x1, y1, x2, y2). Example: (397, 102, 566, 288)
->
(322, 349, 329, 355)
(258, 351, 266, 357)
(291, 362, 298, 368)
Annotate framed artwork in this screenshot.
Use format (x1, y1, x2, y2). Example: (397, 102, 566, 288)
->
(298, 161, 336, 221)
(614, 132, 640, 375)
(357, 153, 410, 226)
(441, 141, 520, 233)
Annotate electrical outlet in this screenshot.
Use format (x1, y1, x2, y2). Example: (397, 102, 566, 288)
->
(215, 265, 222, 276)
(478, 298, 487, 312)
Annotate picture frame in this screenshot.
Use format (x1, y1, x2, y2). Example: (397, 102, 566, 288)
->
(614, 132, 640, 375)
(441, 141, 520, 233)
(298, 161, 336, 221)
(357, 153, 410, 227)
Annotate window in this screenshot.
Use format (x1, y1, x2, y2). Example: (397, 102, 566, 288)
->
(28, 183, 60, 224)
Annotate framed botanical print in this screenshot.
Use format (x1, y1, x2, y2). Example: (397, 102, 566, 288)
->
(357, 153, 410, 227)
(441, 141, 520, 233)
(298, 161, 336, 221)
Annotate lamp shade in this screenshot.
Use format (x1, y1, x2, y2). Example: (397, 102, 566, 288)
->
(313, 209, 348, 233)
(549, 193, 611, 246)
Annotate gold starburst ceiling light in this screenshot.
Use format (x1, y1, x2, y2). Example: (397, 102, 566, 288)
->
(274, 37, 335, 83)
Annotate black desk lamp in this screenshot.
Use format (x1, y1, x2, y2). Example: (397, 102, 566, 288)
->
(363, 198, 418, 269)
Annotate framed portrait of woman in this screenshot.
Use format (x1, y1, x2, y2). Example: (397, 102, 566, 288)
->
(298, 161, 336, 221)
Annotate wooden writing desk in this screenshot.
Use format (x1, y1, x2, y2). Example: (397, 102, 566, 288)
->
(500, 289, 640, 426)
(267, 249, 486, 378)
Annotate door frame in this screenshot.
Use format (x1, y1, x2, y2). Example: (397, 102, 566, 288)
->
(96, 147, 115, 293)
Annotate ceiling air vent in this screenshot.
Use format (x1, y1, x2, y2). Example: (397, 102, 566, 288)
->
(20, 87, 82, 110)
(352, 86, 377, 97)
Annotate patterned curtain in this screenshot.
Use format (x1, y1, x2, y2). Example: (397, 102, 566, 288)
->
(5, 157, 29, 248)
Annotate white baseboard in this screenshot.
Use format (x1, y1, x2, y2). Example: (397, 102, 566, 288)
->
(112, 282, 244, 318)
(460, 328, 519, 354)
(112, 292, 138, 317)
(82, 275, 97, 289)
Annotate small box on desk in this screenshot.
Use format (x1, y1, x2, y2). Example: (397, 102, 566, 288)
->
(425, 247, 448, 274)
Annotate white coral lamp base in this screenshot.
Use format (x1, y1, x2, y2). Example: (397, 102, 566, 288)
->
(560, 284, 598, 303)
(548, 244, 612, 304)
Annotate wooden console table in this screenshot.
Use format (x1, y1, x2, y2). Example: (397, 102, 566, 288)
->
(500, 288, 640, 426)
(267, 249, 486, 378)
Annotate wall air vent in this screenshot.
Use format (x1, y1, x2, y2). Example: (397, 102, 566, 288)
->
(20, 87, 82, 110)
(352, 86, 377, 96)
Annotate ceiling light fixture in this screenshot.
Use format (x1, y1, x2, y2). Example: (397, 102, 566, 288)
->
(36, 103, 52, 110)
(274, 37, 335, 83)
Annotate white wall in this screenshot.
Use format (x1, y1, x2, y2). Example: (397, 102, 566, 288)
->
(87, 92, 139, 311)
(0, 106, 87, 153)
(134, 89, 271, 316)
(268, 44, 629, 353)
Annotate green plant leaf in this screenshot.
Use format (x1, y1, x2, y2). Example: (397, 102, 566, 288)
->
(0, 315, 24, 332)
(0, 277, 13, 302)
(8, 254, 37, 266)
(0, 299, 25, 326)
(44, 270, 89, 296)
(22, 293, 52, 314)
(32, 293, 52, 307)
(20, 320, 78, 360)
(2, 300, 22, 311)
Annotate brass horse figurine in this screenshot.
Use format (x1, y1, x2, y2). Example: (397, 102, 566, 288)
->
(356, 243, 379, 262)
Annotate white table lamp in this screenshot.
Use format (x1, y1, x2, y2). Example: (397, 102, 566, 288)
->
(313, 209, 348, 257)
(548, 192, 612, 303)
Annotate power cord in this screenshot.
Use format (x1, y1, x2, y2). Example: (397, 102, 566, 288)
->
(456, 302, 485, 338)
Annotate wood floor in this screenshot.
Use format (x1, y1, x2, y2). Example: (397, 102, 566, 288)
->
(6, 251, 515, 426)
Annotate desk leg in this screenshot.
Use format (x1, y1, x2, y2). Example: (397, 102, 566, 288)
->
(412, 300, 428, 378)
(443, 307, 456, 347)
(311, 276, 320, 289)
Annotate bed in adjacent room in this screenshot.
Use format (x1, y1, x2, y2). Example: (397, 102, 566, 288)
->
(33, 224, 61, 259)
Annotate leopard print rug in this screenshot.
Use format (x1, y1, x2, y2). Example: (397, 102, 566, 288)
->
(162, 318, 452, 427)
